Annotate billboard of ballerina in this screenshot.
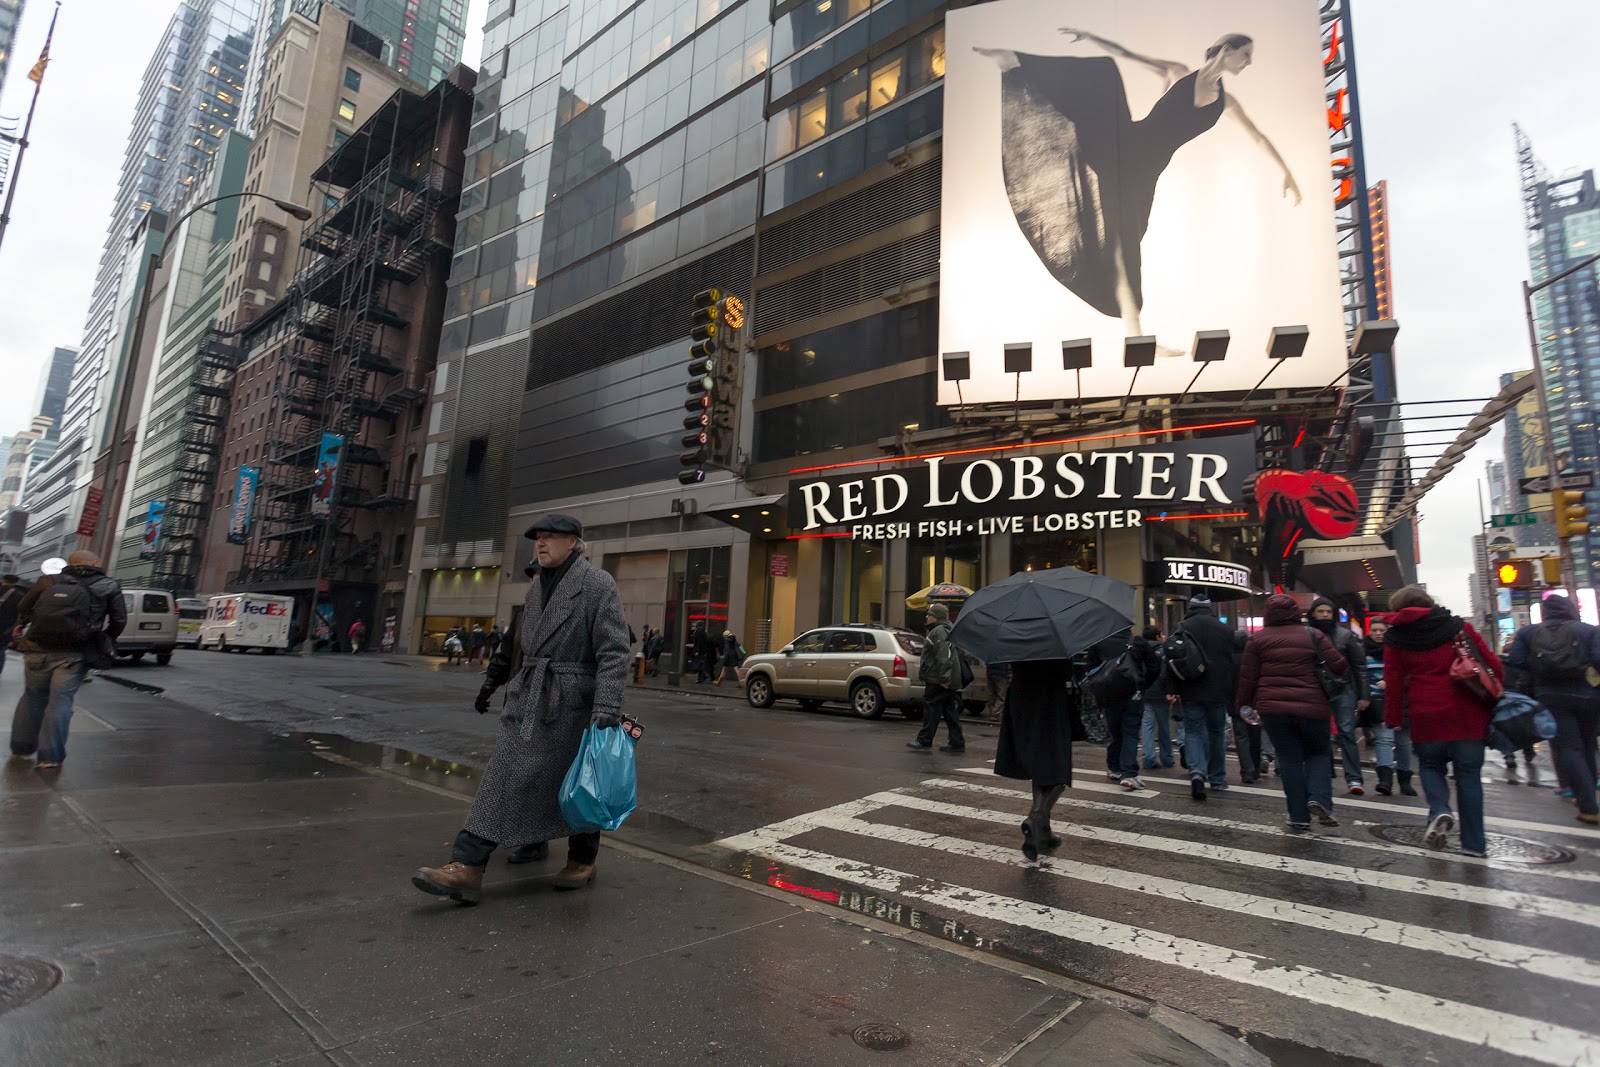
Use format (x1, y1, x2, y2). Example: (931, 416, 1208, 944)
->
(940, 0, 1346, 403)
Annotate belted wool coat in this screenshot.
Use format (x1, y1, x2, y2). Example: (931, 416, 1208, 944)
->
(465, 555, 632, 846)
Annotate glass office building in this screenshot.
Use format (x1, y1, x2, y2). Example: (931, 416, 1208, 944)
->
(410, 0, 952, 654)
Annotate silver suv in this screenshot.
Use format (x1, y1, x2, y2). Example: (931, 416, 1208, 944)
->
(740, 625, 927, 719)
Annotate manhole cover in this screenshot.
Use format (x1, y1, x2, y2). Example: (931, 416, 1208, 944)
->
(1370, 825, 1574, 864)
(852, 1023, 908, 1052)
(0, 955, 61, 1013)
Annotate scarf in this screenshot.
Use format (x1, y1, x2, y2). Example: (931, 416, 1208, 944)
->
(538, 552, 579, 607)
(1384, 607, 1463, 652)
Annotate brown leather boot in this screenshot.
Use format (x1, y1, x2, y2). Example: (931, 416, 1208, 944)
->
(412, 861, 485, 904)
(552, 860, 596, 890)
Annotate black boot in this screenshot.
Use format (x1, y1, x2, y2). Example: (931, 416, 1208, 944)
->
(1020, 785, 1046, 862)
(1398, 770, 1418, 797)
(1035, 784, 1066, 853)
(1376, 766, 1393, 796)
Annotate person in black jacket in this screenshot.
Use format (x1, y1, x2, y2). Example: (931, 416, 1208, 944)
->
(9, 552, 127, 771)
(1507, 593, 1600, 825)
(1308, 598, 1371, 795)
(1104, 628, 1160, 789)
(1171, 595, 1241, 800)
(0, 574, 24, 677)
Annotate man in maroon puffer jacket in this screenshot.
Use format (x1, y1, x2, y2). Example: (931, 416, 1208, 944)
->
(1236, 594, 1349, 831)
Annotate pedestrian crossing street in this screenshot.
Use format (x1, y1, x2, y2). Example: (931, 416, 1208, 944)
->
(714, 769, 1600, 1067)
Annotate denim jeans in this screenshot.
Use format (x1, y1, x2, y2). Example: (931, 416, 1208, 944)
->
(1261, 715, 1333, 825)
(1182, 700, 1230, 786)
(1415, 739, 1487, 853)
(1374, 724, 1413, 774)
(1105, 699, 1144, 779)
(1140, 699, 1175, 768)
(10, 651, 88, 764)
(1330, 689, 1364, 785)
(916, 685, 965, 749)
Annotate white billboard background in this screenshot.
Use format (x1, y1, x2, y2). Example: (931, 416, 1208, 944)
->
(939, 0, 1346, 404)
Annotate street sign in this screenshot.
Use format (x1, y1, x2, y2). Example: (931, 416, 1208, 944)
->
(768, 553, 789, 578)
(1519, 472, 1595, 494)
(1491, 512, 1539, 527)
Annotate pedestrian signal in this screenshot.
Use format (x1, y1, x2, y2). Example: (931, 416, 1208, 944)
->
(1495, 560, 1536, 589)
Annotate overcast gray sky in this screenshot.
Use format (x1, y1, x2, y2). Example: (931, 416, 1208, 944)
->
(0, 0, 1593, 613)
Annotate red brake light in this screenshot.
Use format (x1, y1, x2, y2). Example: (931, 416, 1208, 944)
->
(892, 655, 907, 679)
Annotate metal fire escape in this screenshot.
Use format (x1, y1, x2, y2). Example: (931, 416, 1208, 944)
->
(148, 330, 243, 595)
(232, 90, 457, 589)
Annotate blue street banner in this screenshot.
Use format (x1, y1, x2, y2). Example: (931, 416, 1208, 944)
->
(227, 466, 259, 544)
(140, 500, 166, 559)
(311, 431, 344, 518)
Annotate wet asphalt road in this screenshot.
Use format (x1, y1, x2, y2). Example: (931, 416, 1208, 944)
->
(99, 650, 1600, 1067)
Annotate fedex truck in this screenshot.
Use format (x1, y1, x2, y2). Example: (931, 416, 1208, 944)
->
(199, 594, 294, 653)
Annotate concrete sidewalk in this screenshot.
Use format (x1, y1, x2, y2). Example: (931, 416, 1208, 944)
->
(1, 667, 1259, 1067)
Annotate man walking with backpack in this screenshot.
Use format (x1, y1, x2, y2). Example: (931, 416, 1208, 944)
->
(1507, 593, 1600, 825)
(1168, 595, 1240, 800)
(9, 551, 126, 771)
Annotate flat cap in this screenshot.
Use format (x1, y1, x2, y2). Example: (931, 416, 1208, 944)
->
(523, 512, 583, 538)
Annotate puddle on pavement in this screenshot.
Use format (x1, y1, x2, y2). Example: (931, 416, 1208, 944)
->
(294, 732, 482, 798)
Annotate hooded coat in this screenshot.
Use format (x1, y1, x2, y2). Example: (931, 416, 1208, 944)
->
(1236, 595, 1348, 719)
(1382, 606, 1501, 743)
(1506, 594, 1600, 703)
(468, 554, 632, 846)
(1308, 597, 1370, 701)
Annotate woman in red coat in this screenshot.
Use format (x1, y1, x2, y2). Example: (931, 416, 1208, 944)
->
(1382, 585, 1503, 856)
(1237, 595, 1349, 831)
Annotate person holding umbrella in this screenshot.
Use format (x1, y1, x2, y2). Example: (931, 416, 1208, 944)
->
(951, 567, 1137, 861)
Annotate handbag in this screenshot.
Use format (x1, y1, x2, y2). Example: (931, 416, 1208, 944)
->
(1449, 631, 1504, 704)
(1304, 628, 1343, 699)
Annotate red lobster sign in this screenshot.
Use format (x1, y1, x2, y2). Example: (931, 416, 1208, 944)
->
(1256, 469, 1360, 543)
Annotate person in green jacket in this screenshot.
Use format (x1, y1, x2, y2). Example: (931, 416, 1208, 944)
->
(908, 604, 965, 753)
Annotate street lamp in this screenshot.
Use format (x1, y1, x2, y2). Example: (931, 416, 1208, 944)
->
(1522, 250, 1600, 591)
(93, 191, 314, 565)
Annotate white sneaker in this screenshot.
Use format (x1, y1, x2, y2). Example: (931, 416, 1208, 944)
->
(1106, 770, 1121, 782)
(1425, 812, 1455, 850)
(1121, 776, 1145, 790)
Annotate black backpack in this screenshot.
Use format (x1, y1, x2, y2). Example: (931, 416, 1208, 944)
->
(1163, 630, 1208, 683)
(1086, 650, 1141, 706)
(1529, 622, 1591, 682)
(28, 574, 98, 648)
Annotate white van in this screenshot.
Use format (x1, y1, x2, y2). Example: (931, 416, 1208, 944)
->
(199, 593, 293, 653)
(117, 589, 179, 665)
(176, 598, 207, 648)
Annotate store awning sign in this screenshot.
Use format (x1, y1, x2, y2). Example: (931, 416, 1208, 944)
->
(788, 433, 1254, 535)
(1148, 556, 1252, 596)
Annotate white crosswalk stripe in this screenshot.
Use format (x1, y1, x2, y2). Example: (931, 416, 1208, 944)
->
(714, 775, 1600, 1067)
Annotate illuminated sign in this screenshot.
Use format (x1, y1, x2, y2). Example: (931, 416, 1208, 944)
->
(939, 0, 1345, 404)
(1149, 556, 1253, 595)
(787, 433, 1255, 534)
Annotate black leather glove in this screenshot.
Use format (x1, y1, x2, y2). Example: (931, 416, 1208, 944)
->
(474, 684, 495, 714)
(591, 709, 621, 729)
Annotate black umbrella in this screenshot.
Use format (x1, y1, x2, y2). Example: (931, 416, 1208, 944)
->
(948, 567, 1137, 664)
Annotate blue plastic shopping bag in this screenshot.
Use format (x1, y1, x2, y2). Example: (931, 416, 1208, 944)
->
(559, 725, 638, 832)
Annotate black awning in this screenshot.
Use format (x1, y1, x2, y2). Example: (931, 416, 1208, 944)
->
(312, 75, 473, 188)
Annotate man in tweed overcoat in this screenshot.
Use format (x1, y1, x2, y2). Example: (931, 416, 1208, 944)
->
(412, 513, 632, 903)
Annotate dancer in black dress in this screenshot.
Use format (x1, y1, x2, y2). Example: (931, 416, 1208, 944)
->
(994, 659, 1080, 861)
(977, 31, 1303, 341)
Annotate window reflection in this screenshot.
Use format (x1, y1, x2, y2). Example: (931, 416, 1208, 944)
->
(797, 89, 828, 149)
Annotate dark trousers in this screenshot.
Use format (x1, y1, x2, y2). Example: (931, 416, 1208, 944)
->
(1261, 715, 1333, 826)
(917, 685, 965, 748)
(695, 652, 714, 682)
(1545, 695, 1599, 817)
(451, 828, 601, 866)
(1232, 713, 1263, 782)
(1104, 699, 1144, 779)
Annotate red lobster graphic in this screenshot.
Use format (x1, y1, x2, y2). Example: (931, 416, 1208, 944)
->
(1255, 469, 1360, 542)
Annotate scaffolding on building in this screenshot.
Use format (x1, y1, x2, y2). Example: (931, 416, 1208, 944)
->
(228, 80, 466, 591)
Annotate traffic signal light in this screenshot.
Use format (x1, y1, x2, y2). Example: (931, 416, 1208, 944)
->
(1540, 556, 1563, 585)
(680, 289, 725, 486)
(1495, 559, 1536, 589)
(1555, 489, 1590, 539)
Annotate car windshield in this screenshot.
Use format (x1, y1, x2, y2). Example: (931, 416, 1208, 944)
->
(894, 631, 924, 655)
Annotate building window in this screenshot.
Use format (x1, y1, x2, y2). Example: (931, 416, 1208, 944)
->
(344, 67, 361, 91)
(333, 129, 350, 148)
(339, 99, 357, 122)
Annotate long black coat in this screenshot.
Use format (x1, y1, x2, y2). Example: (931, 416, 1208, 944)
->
(995, 659, 1077, 787)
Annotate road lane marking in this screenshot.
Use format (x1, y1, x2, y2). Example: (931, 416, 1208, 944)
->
(1135, 773, 1600, 840)
(811, 810, 1600, 990)
(879, 792, 1600, 930)
(723, 836, 1600, 1067)
(961, 765, 1162, 798)
(936, 776, 1600, 884)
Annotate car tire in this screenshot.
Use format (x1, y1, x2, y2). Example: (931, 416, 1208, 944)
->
(849, 680, 886, 719)
(218, 637, 230, 653)
(746, 674, 776, 708)
(156, 652, 172, 666)
(799, 699, 823, 713)
(263, 648, 278, 656)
